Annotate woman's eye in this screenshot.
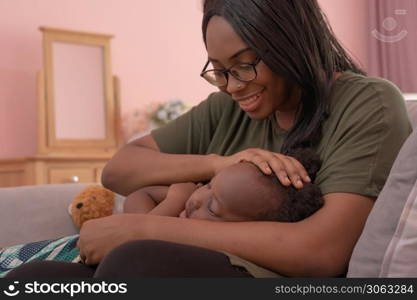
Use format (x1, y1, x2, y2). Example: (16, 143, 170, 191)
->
(236, 64, 253, 71)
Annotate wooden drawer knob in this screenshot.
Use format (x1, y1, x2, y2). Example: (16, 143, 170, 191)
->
(70, 175, 80, 183)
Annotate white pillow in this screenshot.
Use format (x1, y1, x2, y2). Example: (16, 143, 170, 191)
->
(348, 129, 417, 277)
(379, 179, 417, 277)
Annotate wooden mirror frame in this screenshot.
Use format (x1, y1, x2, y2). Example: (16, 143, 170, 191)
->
(39, 27, 119, 155)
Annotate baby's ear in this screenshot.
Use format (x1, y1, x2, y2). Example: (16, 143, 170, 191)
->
(287, 148, 321, 181)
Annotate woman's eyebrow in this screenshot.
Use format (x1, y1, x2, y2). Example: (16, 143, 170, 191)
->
(208, 47, 252, 63)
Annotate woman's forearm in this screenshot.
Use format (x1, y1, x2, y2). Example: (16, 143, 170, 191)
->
(125, 193, 371, 276)
(131, 215, 331, 277)
(102, 144, 218, 196)
(79, 193, 370, 275)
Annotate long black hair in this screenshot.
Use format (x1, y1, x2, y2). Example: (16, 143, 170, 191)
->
(202, 0, 365, 153)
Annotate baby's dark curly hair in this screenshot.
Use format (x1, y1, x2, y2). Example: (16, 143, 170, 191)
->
(257, 148, 324, 222)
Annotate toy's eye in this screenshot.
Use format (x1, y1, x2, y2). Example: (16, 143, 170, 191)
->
(76, 203, 83, 209)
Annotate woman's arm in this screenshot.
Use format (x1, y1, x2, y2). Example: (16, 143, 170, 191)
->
(102, 135, 310, 196)
(78, 192, 373, 276)
(101, 135, 218, 196)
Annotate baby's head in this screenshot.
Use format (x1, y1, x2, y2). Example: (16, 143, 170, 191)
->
(179, 148, 323, 222)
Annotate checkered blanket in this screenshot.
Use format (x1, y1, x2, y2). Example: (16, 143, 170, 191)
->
(0, 234, 80, 277)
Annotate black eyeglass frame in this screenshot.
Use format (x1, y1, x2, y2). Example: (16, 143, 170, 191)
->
(200, 57, 262, 87)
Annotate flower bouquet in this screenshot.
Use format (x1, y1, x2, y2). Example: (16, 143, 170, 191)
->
(151, 99, 189, 126)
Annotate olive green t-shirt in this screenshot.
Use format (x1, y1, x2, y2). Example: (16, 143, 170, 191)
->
(152, 71, 411, 197)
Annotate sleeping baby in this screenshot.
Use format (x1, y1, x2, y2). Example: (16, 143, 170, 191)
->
(124, 148, 324, 223)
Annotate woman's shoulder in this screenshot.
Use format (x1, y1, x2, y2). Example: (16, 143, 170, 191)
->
(332, 71, 404, 103)
(329, 71, 408, 117)
(337, 70, 403, 87)
(317, 72, 411, 197)
(324, 70, 411, 150)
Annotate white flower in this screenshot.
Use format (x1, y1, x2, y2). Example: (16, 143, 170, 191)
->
(157, 110, 168, 122)
(152, 99, 188, 125)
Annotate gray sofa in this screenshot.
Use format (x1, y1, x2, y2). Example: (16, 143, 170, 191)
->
(1, 100, 417, 277)
(0, 183, 125, 248)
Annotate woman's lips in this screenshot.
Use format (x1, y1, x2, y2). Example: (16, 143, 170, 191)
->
(236, 90, 264, 112)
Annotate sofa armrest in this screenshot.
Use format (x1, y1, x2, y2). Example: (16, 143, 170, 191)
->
(0, 184, 91, 248)
(405, 100, 417, 129)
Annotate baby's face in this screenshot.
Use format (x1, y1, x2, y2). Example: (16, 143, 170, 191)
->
(179, 162, 278, 221)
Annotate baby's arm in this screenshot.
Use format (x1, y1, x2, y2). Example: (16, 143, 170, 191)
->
(148, 183, 198, 217)
(124, 186, 169, 214)
(124, 183, 198, 217)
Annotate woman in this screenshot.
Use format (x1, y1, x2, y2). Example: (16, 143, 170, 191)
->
(8, 0, 410, 278)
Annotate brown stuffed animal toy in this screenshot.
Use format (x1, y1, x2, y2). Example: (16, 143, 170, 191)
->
(69, 185, 115, 228)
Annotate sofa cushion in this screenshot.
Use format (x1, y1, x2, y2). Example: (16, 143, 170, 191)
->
(405, 100, 417, 129)
(379, 178, 417, 276)
(0, 184, 89, 248)
(347, 128, 417, 277)
(0, 183, 126, 248)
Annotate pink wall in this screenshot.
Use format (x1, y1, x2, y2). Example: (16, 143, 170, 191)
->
(0, 0, 368, 158)
(319, 0, 369, 70)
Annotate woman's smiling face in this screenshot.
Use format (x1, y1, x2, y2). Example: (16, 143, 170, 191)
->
(205, 16, 299, 120)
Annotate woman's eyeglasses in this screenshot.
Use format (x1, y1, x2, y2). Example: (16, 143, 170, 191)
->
(200, 57, 261, 87)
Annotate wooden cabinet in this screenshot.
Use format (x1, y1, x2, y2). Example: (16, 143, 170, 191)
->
(0, 159, 27, 187)
(0, 28, 122, 188)
(0, 155, 111, 187)
(48, 168, 96, 184)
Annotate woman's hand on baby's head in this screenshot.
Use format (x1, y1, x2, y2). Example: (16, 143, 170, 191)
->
(218, 148, 310, 189)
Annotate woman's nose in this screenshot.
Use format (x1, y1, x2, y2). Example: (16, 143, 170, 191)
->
(226, 76, 245, 94)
